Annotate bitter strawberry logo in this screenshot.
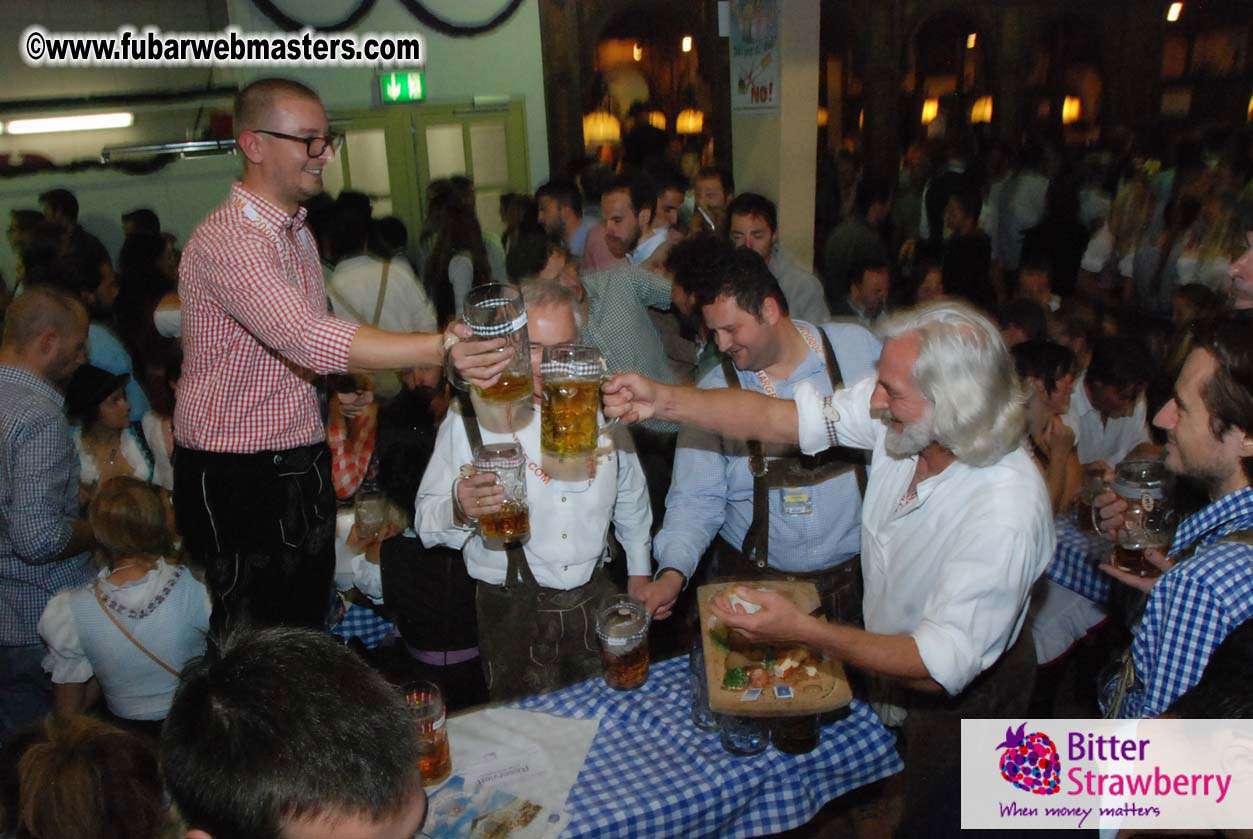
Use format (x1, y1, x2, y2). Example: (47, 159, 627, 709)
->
(996, 722, 1061, 795)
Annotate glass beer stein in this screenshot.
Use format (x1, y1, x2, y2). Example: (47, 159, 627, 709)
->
(594, 594, 651, 690)
(402, 680, 451, 786)
(471, 443, 530, 549)
(1075, 464, 1105, 534)
(462, 284, 533, 405)
(1110, 460, 1177, 578)
(539, 344, 619, 459)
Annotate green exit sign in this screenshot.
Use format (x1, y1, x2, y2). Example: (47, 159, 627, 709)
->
(380, 71, 424, 103)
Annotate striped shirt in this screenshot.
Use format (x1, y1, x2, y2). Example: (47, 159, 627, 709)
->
(579, 264, 679, 433)
(1104, 485, 1253, 717)
(175, 182, 359, 453)
(0, 366, 95, 645)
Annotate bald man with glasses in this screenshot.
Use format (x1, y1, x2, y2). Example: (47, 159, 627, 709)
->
(174, 77, 491, 633)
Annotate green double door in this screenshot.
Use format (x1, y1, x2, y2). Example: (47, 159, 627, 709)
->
(323, 99, 529, 258)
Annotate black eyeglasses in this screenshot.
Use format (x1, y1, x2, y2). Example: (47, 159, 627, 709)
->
(251, 129, 344, 157)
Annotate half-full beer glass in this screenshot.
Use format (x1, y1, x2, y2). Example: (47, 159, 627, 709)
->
(1111, 460, 1177, 578)
(402, 680, 451, 786)
(540, 344, 618, 458)
(471, 443, 530, 549)
(462, 284, 533, 404)
(595, 594, 650, 690)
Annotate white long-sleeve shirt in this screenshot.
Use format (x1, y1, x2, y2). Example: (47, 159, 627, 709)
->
(1061, 373, 1150, 467)
(416, 401, 652, 589)
(795, 376, 1054, 698)
(328, 254, 437, 333)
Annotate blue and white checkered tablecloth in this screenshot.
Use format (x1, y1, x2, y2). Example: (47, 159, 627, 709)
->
(331, 601, 396, 649)
(514, 655, 902, 839)
(1045, 513, 1113, 604)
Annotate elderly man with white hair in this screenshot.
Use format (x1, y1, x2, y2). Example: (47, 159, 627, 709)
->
(590, 301, 1053, 838)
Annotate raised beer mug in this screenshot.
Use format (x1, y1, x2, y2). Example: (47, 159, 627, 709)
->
(471, 443, 531, 550)
(461, 284, 533, 405)
(539, 344, 619, 459)
(1111, 459, 1177, 578)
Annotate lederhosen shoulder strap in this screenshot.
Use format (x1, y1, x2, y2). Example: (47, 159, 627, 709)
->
(815, 329, 869, 499)
(723, 325, 867, 569)
(371, 259, 392, 326)
(1211, 528, 1253, 547)
(457, 393, 538, 589)
(720, 355, 769, 567)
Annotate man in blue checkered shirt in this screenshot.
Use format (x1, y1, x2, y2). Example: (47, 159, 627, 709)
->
(1096, 318, 1253, 718)
(0, 287, 97, 742)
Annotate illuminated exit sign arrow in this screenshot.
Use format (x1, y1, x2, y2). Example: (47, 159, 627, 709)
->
(380, 71, 424, 103)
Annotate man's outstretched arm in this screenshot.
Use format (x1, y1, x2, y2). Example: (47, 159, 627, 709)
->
(602, 373, 800, 444)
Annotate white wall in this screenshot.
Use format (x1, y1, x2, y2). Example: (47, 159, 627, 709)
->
(731, 0, 819, 270)
(4, 0, 221, 102)
(0, 155, 241, 285)
(0, 1, 226, 163)
(0, 0, 549, 285)
(226, 0, 549, 189)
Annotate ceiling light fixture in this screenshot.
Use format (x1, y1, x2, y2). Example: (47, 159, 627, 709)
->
(5, 111, 133, 135)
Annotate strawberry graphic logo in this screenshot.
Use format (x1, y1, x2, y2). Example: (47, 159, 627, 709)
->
(996, 722, 1061, 795)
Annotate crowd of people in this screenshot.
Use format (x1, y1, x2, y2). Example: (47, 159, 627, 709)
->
(2, 72, 1253, 837)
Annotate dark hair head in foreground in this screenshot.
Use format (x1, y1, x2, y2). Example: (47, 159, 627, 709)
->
(161, 626, 424, 839)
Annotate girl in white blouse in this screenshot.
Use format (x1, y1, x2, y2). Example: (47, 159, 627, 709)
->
(38, 477, 210, 734)
(66, 365, 157, 494)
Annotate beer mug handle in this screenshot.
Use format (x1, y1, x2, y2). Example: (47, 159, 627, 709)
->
(1090, 477, 1112, 540)
(599, 375, 621, 429)
(445, 321, 471, 392)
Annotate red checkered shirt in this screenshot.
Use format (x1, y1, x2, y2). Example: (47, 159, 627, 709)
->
(175, 182, 359, 453)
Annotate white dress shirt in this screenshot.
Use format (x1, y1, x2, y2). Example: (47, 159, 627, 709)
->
(333, 508, 384, 603)
(795, 376, 1054, 698)
(328, 254, 437, 333)
(416, 401, 653, 590)
(1061, 372, 1150, 466)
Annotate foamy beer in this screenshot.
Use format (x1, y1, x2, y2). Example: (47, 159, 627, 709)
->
(1110, 460, 1177, 578)
(471, 443, 531, 549)
(461, 284, 533, 405)
(540, 344, 618, 458)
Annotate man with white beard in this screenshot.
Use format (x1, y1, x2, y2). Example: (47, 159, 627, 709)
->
(592, 301, 1054, 838)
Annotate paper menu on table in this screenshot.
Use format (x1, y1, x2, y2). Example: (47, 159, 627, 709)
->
(422, 707, 599, 839)
(423, 776, 567, 839)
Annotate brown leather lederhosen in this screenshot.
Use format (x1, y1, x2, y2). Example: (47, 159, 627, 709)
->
(458, 394, 612, 701)
(710, 327, 868, 625)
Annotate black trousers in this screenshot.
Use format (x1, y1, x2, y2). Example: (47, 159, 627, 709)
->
(174, 444, 336, 634)
(896, 624, 1038, 839)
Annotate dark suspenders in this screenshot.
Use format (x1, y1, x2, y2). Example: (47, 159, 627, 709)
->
(721, 327, 867, 567)
(457, 393, 538, 588)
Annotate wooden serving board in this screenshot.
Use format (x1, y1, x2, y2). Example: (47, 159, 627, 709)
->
(697, 580, 852, 717)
